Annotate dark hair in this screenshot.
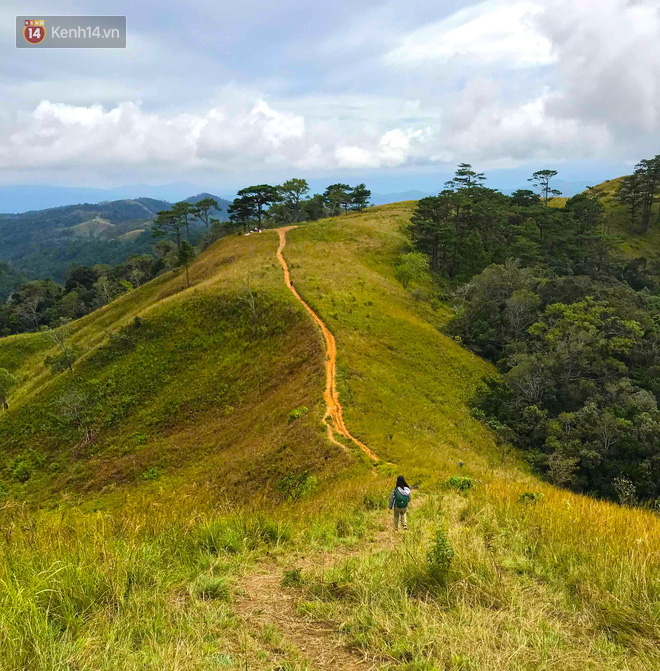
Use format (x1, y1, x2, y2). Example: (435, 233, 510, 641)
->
(396, 475, 408, 489)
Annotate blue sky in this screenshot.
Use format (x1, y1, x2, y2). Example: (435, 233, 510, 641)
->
(1, 0, 659, 194)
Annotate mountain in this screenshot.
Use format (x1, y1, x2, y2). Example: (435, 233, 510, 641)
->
(0, 202, 657, 669)
(0, 194, 230, 283)
(182, 192, 231, 216)
(0, 183, 236, 214)
(370, 190, 432, 205)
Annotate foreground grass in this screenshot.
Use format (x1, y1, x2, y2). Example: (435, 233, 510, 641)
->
(0, 477, 657, 670)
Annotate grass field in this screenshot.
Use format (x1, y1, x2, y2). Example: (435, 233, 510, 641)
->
(0, 203, 658, 669)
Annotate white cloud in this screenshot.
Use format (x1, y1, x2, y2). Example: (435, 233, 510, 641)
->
(0, 95, 309, 172)
(1, 0, 659, 183)
(386, 1, 555, 69)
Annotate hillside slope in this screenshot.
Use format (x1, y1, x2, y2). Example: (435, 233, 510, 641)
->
(0, 203, 658, 670)
(550, 177, 660, 264)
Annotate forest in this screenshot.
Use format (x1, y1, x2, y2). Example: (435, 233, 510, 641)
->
(408, 159, 660, 502)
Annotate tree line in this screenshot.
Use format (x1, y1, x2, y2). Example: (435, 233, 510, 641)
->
(406, 162, 659, 503)
(409, 164, 611, 281)
(226, 180, 370, 232)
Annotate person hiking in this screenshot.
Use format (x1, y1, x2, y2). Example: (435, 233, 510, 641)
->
(389, 475, 411, 531)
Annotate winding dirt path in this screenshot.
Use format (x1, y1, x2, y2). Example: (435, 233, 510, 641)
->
(276, 226, 380, 462)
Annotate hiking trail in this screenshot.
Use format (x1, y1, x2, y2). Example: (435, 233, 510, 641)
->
(276, 227, 380, 463)
(235, 526, 398, 670)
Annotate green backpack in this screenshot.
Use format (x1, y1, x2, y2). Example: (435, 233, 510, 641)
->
(394, 488, 410, 508)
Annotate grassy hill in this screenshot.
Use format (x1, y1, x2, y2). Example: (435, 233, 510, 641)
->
(0, 204, 658, 670)
(550, 177, 660, 265)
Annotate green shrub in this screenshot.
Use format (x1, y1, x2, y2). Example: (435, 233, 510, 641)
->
(44, 346, 82, 373)
(276, 471, 317, 501)
(444, 475, 475, 491)
(141, 467, 160, 482)
(11, 460, 32, 483)
(287, 405, 309, 423)
(518, 491, 543, 504)
(427, 529, 455, 585)
(402, 528, 456, 597)
(0, 482, 8, 499)
(191, 575, 230, 601)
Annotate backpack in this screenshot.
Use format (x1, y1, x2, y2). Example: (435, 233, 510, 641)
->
(394, 488, 410, 508)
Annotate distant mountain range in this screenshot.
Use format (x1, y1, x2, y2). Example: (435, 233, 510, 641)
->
(0, 193, 230, 283)
(0, 183, 235, 215)
(0, 170, 604, 287)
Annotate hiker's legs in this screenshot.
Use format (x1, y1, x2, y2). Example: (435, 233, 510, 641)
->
(393, 507, 400, 529)
(401, 507, 408, 529)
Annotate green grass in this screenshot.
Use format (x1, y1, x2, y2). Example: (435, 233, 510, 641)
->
(0, 202, 658, 669)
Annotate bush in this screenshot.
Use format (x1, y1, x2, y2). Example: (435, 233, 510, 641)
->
(444, 475, 475, 491)
(426, 529, 455, 586)
(276, 471, 317, 501)
(287, 405, 309, 423)
(403, 528, 455, 596)
(518, 491, 543, 504)
(11, 460, 32, 483)
(141, 467, 160, 482)
(44, 346, 82, 373)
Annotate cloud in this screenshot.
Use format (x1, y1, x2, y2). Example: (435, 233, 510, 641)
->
(386, 1, 555, 69)
(536, 0, 660, 135)
(1, 0, 659, 184)
(0, 95, 309, 172)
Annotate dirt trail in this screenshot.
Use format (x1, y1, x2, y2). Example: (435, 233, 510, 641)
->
(236, 527, 397, 670)
(237, 562, 368, 669)
(276, 226, 380, 462)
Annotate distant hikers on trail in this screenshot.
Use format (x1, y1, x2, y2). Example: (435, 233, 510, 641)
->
(389, 475, 411, 531)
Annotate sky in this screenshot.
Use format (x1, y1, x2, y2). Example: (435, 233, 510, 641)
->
(1, 0, 659, 195)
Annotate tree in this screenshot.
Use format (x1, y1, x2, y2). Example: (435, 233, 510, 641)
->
(409, 194, 456, 273)
(170, 201, 196, 241)
(152, 209, 186, 252)
(632, 156, 660, 232)
(236, 185, 280, 228)
(11, 280, 63, 331)
(446, 163, 485, 192)
(616, 172, 644, 231)
(510, 189, 541, 207)
(192, 197, 219, 229)
(58, 290, 86, 319)
(178, 240, 196, 288)
(0, 368, 17, 410)
(228, 195, 257, 232)
(44, 319, 80, 373)
(351, 183, 371, 212)
(394, 252, 428, 289)
(528, 169, 561, 206)
(302, 194, 326, 221)
(324, 183, 352, 215)
(278, 179, 310, 222)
